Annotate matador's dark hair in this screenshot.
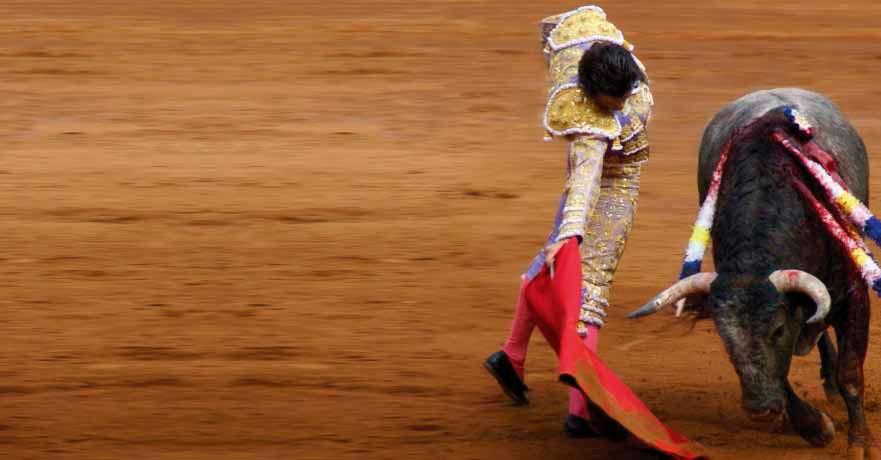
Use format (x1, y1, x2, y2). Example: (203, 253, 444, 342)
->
(578, 43, 646, 98)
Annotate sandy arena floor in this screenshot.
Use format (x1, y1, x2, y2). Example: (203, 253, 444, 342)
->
(0, 1, 880, 459)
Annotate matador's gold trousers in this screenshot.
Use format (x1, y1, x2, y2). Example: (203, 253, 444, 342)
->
(575, 158, 643, 336)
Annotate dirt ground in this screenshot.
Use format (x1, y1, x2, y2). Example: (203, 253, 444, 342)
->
(1, 1, 880, 459)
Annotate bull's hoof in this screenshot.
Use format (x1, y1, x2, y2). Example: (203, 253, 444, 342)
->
(796, 409, 835, 447)
(818, 411, 836, 446)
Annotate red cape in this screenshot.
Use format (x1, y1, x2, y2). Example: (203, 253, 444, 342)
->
(523, 238, 706, 459)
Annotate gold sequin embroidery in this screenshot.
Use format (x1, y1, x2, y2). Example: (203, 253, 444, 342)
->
(556, 137, 606, 242)
(605, 148, 649, 165)
(549, 46, 585, 87)
(549, 9, 623, 50)
(619, 116, 643, 142)
(626, 83, 654, 121)
(622, 129, 649, 156)
(545, 86, 620, 138)
(579, 162, 643, 328)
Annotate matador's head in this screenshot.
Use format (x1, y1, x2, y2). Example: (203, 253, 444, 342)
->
(540, 6, 646, 112)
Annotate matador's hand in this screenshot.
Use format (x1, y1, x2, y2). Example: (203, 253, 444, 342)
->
(544, 239, 572, 278)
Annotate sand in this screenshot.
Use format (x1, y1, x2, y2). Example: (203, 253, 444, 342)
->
(1, 1, 880, 459)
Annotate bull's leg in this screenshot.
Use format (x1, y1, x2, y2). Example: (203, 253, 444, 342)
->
(785, 380, 836, 447)
(818, 330, 841, 402)
(833, 285, 879, 460)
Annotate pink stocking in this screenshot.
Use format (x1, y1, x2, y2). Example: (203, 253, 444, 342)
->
(501, 278, 533, 379)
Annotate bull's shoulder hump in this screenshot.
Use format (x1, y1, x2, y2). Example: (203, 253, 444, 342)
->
(705, 88, 843, 135)
(719, 88, 830, 111)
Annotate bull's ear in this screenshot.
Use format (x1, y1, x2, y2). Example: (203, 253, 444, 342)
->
(795, 320, 825, 356)
(790, 294, 824, 356)
(782, 292, 814, 320)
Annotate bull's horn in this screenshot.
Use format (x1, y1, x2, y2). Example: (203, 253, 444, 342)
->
(628, 273, 718, 319)
(768, 270, 831, 324)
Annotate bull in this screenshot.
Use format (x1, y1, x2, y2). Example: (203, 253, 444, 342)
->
(630, 88, 877, 459)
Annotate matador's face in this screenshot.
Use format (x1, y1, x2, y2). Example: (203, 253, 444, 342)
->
(593, 93, 628, 112)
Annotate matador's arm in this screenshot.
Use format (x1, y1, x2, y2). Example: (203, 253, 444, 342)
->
(555, 135, 608, 243)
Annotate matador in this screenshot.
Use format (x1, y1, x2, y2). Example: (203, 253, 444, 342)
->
(485, 5, 654, 436)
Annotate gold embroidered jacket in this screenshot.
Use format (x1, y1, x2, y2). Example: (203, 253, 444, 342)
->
(539, 5, 653, 243)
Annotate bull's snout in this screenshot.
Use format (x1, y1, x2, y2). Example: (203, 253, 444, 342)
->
(743, 399, 785, 425)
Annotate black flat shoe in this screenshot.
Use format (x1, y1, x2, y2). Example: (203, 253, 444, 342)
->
(483, 351, 529, 405)
(564, 414, 599, 438)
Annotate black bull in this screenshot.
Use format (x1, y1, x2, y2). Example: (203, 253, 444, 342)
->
(630, 89, 878, 458)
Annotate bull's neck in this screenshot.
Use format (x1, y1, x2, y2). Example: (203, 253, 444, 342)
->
(711, 141, 829, 275)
